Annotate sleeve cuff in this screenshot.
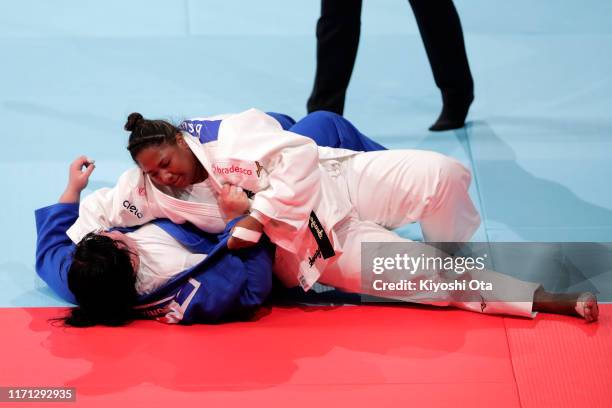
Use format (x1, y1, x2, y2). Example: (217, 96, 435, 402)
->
(249, 209, 269, 226)
(66, 222, 87, 244)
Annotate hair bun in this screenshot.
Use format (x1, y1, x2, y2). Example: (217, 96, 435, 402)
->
(124, 112, 144, 132)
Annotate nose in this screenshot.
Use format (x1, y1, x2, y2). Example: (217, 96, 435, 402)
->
(157, 170, 174, 186)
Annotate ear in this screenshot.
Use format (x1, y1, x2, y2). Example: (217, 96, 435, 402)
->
(175, 132, 189, 149)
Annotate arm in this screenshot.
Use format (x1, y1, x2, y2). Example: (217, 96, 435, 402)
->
(221, 219, 275, 309)
(235, 239, 275, 308)
(35, 156, 96, 303)
(35, 204, 79, 304)
(218, 109, 321, 249)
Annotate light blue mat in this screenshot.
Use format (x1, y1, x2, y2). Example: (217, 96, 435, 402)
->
(1, 0, 611, 306)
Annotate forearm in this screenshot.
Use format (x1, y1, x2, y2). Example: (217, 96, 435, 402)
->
(58, 186, 81, 204)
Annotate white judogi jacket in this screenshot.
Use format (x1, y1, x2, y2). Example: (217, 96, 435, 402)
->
(67, 108, 358, 290)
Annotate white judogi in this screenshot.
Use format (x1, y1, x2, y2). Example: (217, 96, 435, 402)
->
(271, 148, 539, 318)
(68, 109, 360, 289)
(67, 108, 539, 317)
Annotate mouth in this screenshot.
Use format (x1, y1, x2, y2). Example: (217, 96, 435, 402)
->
(171, 175, 184, 187)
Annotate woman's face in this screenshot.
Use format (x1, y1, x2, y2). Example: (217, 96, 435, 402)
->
(135, 134, 205, 188)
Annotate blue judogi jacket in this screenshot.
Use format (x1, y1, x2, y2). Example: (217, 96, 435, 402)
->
(35, 203, 274, 324)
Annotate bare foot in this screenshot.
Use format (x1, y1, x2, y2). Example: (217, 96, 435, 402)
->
(575, 292, 599, 323)
(533, 288, 599, 322)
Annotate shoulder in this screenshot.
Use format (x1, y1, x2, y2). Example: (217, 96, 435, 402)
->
(221, 109, 282, 133)
(179, 113, 235, 131)
(83, 167, 145, 202)
(118, 167, 145, 187)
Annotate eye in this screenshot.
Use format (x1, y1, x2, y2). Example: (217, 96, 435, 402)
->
(160, 159, 170, 168)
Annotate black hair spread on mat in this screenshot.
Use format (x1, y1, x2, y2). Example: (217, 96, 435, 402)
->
(63, 232, 139, 327)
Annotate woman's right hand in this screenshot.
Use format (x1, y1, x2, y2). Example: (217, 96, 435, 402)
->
(68, 156, 96, 193)
(218, 184, 250, 220)
(59, 156, 95, 203)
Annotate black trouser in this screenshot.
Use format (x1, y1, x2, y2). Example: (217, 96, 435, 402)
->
(307, 0, 474, 114)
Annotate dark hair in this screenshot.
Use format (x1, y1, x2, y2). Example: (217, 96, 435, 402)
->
(62, 232, 139, 327)
(124, 112, 180, 161)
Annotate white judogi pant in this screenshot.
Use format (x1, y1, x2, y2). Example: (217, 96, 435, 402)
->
(275, 149, 540, 318)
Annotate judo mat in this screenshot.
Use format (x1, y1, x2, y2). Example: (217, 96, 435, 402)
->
(1, 305, 610, 407)
(1, 0, 612, 406)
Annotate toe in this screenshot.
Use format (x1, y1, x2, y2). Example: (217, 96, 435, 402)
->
(577, 293, 599, 323)
(590, 302, 599, 322)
